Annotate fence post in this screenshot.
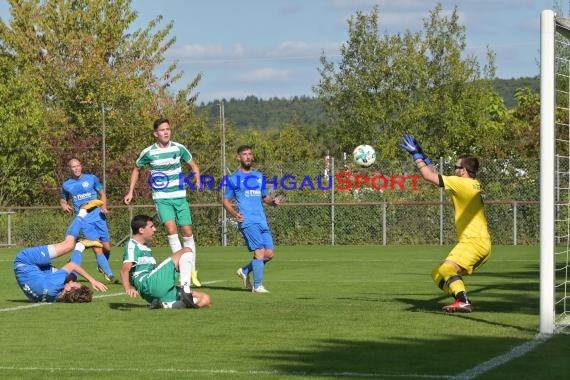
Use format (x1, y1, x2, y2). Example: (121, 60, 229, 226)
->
(382, 202, 387, 245)
(439, 157, 444, 245)
(513, 201, 518, 245)
(331, 157, 335, 246)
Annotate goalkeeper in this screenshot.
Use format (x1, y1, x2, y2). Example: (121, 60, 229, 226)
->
(399, 134, 491, 313)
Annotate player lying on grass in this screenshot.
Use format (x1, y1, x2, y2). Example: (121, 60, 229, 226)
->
(13, 200, 109, 303)
(400, 134, 492, 313)
(121, 215, 211, 309)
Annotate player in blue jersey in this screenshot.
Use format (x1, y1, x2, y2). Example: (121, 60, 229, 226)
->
(60, 158, 119, 283)
(223, 145, 280, 293)
(14, 201, 108, 303)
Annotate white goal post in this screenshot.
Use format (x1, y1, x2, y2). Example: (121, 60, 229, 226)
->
(540, 9, 570, 334)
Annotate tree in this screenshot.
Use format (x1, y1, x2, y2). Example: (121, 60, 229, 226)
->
(314, 4, 502, 159)
(0, 55, 56, 206)
(0, 0, 202, 204)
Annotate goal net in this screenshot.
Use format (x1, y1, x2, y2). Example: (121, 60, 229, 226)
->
(541, 10, 570, 334)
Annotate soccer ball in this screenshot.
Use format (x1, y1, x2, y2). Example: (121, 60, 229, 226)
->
(353, 144, 376, 167)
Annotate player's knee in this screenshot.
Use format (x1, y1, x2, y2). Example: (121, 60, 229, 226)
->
(438, 262, 458, 281)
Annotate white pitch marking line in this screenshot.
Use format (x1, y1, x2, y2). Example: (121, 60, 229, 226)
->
(450, 334, 552, 380)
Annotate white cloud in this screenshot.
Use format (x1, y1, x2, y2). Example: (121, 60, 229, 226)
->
(237, 68, 292, 83)
(268, 40, 313, 57)
(170, 43, 224, 59)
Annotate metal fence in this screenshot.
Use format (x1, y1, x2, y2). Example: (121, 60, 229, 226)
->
(0, 157, 540, 247)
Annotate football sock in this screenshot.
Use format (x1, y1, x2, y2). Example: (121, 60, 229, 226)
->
(96, 253, 113, 276)
(252, 258, 265, 288)
(242, 262, 254, 275)
(447, 276, 466, 298)
(179, 252, 193, 293)
(182, 235, 197, 272)
(69, 249, 83, 265)
(168, 234, 182, 253)
(437, 262, 466, 297)
(431, 266, 452, 296)
(455, 291, 469, 303)
(48, 245, 58, 259)
(69, 242, 86, 279)
(73, 241, 85, 253)
(169, 301, 187, 309)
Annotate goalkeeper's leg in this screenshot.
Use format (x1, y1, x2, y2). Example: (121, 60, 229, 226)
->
(431, 266, 452, 296)
(432, 261, 467, 299)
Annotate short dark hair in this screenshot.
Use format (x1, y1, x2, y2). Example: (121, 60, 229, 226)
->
(131, 214, 154, 234)
(459, 155, 479, 178)
(237, 144, 252, 154)
(60, 285, 93, 303)
(153, 118, 170, 130)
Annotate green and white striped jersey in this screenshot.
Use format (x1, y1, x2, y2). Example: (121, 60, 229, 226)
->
(123, 238, 157, 288)
(135, 141, 192, 200)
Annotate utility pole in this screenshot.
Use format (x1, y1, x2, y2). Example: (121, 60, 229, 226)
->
(220, 100, 227, 246)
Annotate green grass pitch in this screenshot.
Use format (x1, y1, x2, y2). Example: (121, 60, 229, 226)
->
(0, 245, 568, 379)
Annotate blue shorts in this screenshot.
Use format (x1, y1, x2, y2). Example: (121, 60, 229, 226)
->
(241, 224, 274, 252)
(82, 217, 111, 243)
(13, 246, 67, 302)
(65, 211, 110, 243)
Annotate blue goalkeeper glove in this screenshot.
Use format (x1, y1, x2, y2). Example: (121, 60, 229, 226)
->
(412, 138, 431, 166)
(399, 134, 424, 161)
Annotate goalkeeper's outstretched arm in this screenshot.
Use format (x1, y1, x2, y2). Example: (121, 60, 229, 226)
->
(399, 134, 440, 186)
(414, 157, 440, 186)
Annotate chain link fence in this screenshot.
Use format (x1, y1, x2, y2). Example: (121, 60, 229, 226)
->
(0, 157, 539, 247)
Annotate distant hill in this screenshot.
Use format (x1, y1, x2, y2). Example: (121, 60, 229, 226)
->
(196, 77, 540, 129)
(493, 76, 539, 108)
(196, 95, 328, 131)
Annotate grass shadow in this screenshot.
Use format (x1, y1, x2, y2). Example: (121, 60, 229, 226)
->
(108, 302, 149, 311)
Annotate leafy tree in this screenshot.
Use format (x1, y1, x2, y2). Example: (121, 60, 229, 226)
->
(0, 55, 56, 206)
(0, 0, 202, 204)
(499, 88, 540, 158)
(314, 4, 502, 159)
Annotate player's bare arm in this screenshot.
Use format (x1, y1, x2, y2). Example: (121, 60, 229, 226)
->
(120, 261, 139, 297)
(61, 262, 108, 292)
(223, 198, 244, 222)
(123, 167, 140, 204)
(188, 159, 202, 190)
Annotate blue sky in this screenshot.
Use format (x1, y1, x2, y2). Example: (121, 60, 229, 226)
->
(0, 0, 553, 103)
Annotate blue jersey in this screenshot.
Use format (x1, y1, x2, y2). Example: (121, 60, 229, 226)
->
(13, 246, 68, 303)
(223, 169, 269, 228)
(61, 174, 103, 213)
(61, 173, 105, 226)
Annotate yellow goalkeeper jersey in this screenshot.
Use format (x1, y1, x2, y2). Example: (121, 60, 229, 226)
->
(442, 175, 490, 241)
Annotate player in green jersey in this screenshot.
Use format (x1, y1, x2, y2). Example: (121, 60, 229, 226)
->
(124, 118, 202, 287)
(121, 215, 211, 309)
